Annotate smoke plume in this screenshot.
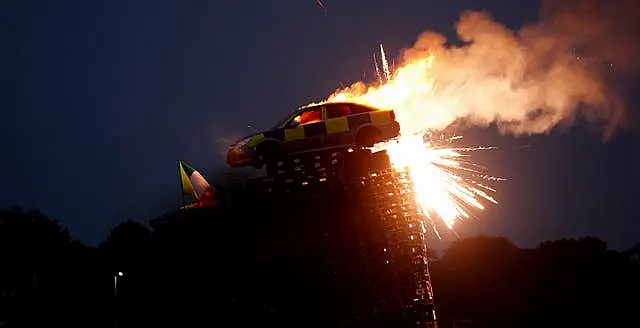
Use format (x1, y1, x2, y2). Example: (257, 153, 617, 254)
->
(334, 0, 640, 138)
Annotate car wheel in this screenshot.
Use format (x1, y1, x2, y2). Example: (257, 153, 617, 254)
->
(356, 126, 383, 148)
(251, 158, 263, 169)
(257, 141, 285, 176)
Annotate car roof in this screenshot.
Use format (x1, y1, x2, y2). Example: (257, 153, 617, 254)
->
(298, 101, 381, 112)
(272, 102, 385, 130)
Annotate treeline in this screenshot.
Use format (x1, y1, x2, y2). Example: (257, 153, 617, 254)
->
(1, 206, 639, 327)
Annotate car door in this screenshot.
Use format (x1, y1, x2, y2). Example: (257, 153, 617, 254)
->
(281, 106, 325, 153)
(324, 103, 354, 148)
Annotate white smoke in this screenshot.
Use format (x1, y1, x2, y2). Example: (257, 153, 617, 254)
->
(348, 0, 640, 138)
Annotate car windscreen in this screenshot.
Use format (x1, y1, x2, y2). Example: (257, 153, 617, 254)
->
(348, 103, 377, 114)
(272, 108, 303, 129)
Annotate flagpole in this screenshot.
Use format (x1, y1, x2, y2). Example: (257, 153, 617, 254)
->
(178, 161, 186, 209)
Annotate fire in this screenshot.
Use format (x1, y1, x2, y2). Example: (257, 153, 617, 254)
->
(375, 134, 500, 237)
(302, 0, 637, 235)
(326, 53, 438, 136)
(318, 45, 503, 237)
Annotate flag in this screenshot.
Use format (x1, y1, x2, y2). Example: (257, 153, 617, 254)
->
(179, 161, 211, 199)
(178, 160, 219, 208)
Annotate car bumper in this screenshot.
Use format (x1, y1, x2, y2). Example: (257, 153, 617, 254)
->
(226, 146, 256, 168)
(381, 121, 401, 139)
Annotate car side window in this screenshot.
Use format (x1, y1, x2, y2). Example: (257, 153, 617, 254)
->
(289, 108, 322, 127)
(326, 104, 351, 119)
(349, 104, 374, 114)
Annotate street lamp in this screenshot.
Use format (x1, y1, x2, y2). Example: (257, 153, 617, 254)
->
(113, 271, 123, 300)
(114, 271, 123, 328)
(114, 272, 123, 298)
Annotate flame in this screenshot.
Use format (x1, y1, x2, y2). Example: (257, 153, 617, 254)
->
(374, 135, 501, 237)
(321, 51, 450, 137)
(316, 46, 503, 237)
(303, 0, 639, 234)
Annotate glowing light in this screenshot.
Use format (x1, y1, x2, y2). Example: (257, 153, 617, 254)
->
(375, 134, 501, 235)
(313, 45, 504, 237)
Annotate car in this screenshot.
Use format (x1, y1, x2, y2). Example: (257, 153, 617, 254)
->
(226, 102, 400, 174)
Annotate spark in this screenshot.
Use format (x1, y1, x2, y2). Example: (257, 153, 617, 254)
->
(313, 48, 503, 238)
(368, 131, 502, 237)
(377, 133, 501, 237)
(315, 0, 327, 16)
(379, 44, 391, 82)
(373, 52, 383, 84)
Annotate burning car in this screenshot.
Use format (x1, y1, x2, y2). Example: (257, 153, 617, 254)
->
(226, 102, 400, 174)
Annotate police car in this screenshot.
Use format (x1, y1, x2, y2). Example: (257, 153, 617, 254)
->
(226, 102, 400, 172)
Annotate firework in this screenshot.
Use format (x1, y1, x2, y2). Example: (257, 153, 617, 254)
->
(316, 45, 504, 237)
(374, 134, 502, 238)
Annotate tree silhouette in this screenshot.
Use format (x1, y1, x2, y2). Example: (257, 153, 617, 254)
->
(0, 206, 73, 258)
(627, 243, 640, 263)
(2, 204, 640, 327)
(100, 220, 152, 258)
(0, 206, 100, 327)
(430, 236, 640, 328)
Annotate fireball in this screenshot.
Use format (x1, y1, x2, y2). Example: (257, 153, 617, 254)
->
(318, 45, 503, 237)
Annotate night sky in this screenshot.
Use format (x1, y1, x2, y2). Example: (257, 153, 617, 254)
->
(2, 0, 639, 248)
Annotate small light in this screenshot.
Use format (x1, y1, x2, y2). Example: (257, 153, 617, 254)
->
(118, 272, 123, 276)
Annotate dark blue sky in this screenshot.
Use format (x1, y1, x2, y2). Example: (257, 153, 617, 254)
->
(2, 0, 639, 248)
